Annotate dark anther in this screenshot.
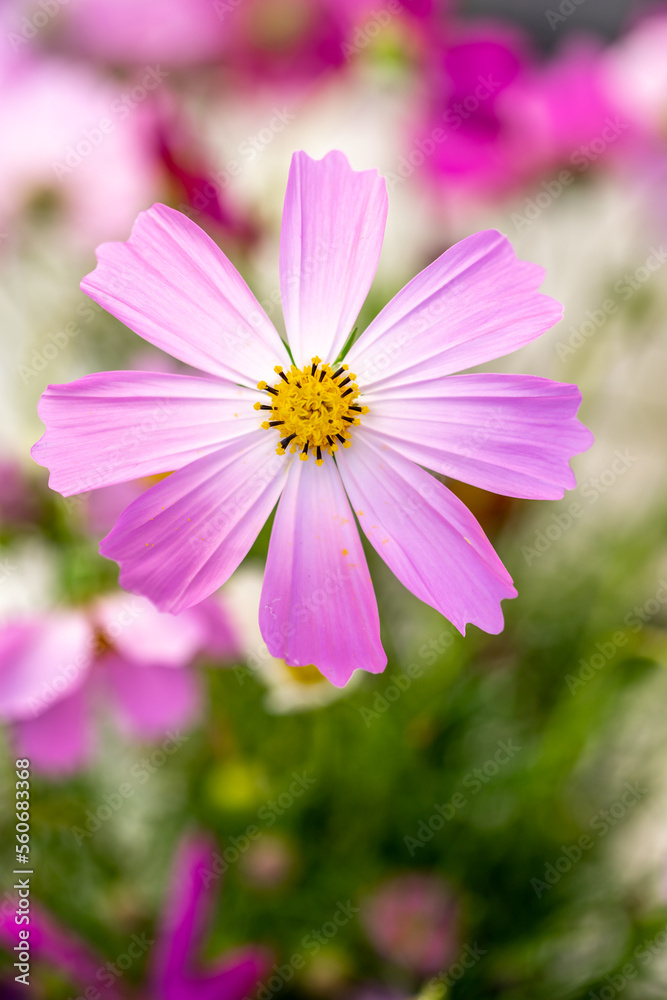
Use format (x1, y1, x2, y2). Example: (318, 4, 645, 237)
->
(338, 376, 351, 388)
(316, 446, 322, 461)
(280, 433, 297, 448)
(341, 388, 353, 398)
(342, 415, 354, 423)
(302, 442, 309, 455)
(349, 405, 362, 412)
(336, 434, 346, 444)
(278, 371, 289, 383)
(331, 367, 345, 380)
(268, 421, 284, 427)
(265, 386, 278, 395)
(319, 369, 327, 382)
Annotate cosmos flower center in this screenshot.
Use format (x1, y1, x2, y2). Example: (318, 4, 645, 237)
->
(255, 356, 369, 465)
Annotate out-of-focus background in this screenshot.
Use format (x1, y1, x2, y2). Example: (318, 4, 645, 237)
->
(1, 0, 667, 996)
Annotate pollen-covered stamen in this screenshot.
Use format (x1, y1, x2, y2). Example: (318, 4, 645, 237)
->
(256, 357, 369, 465)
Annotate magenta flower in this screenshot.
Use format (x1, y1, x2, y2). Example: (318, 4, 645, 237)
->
(418, 22, 532, 199)
(419, 24, 624, 200)
(32, 150, 592, 686)
(0, 833, 268, 999)
(0, 592, 238, 774)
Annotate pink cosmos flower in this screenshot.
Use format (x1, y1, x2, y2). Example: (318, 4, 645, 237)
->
(0, 833, 268, 999)
(0, 592, 238, 774)
(0, 51, 158, 249)
(32, 150, 592, 687)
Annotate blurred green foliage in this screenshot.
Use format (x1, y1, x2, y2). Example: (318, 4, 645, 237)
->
(2, 490, 666, 999)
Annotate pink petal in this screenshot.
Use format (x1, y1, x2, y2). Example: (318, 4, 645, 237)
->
(81, 203, 290, 387)
(151, 833, 269, 1000)
(0, 614, 92, 721)
(259, 457, 386, 687)
(336, 434, 517, 635)
(152, 834, 218, 984)
(347, 230, 562, 391)
(104, 653, 201, 738)
(95, 592, 213, 667)
(100, 432, 291, 613)
(280, 150, 388, 367)
(31, 371, 259, 496)
(0, 903, 120, 996)
(13, 682, 92, 775)
(362, 374, 594, 499)
(185, 951, 270, 1000)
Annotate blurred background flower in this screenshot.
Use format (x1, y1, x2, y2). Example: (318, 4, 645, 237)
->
(0, 591, 239, 774)
(0, 831, 269, 998)
(361, 873, 460, 975)
(2, 0, 667, 997)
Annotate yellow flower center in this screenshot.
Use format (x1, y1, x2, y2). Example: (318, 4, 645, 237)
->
(255, 356, 369, 465)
